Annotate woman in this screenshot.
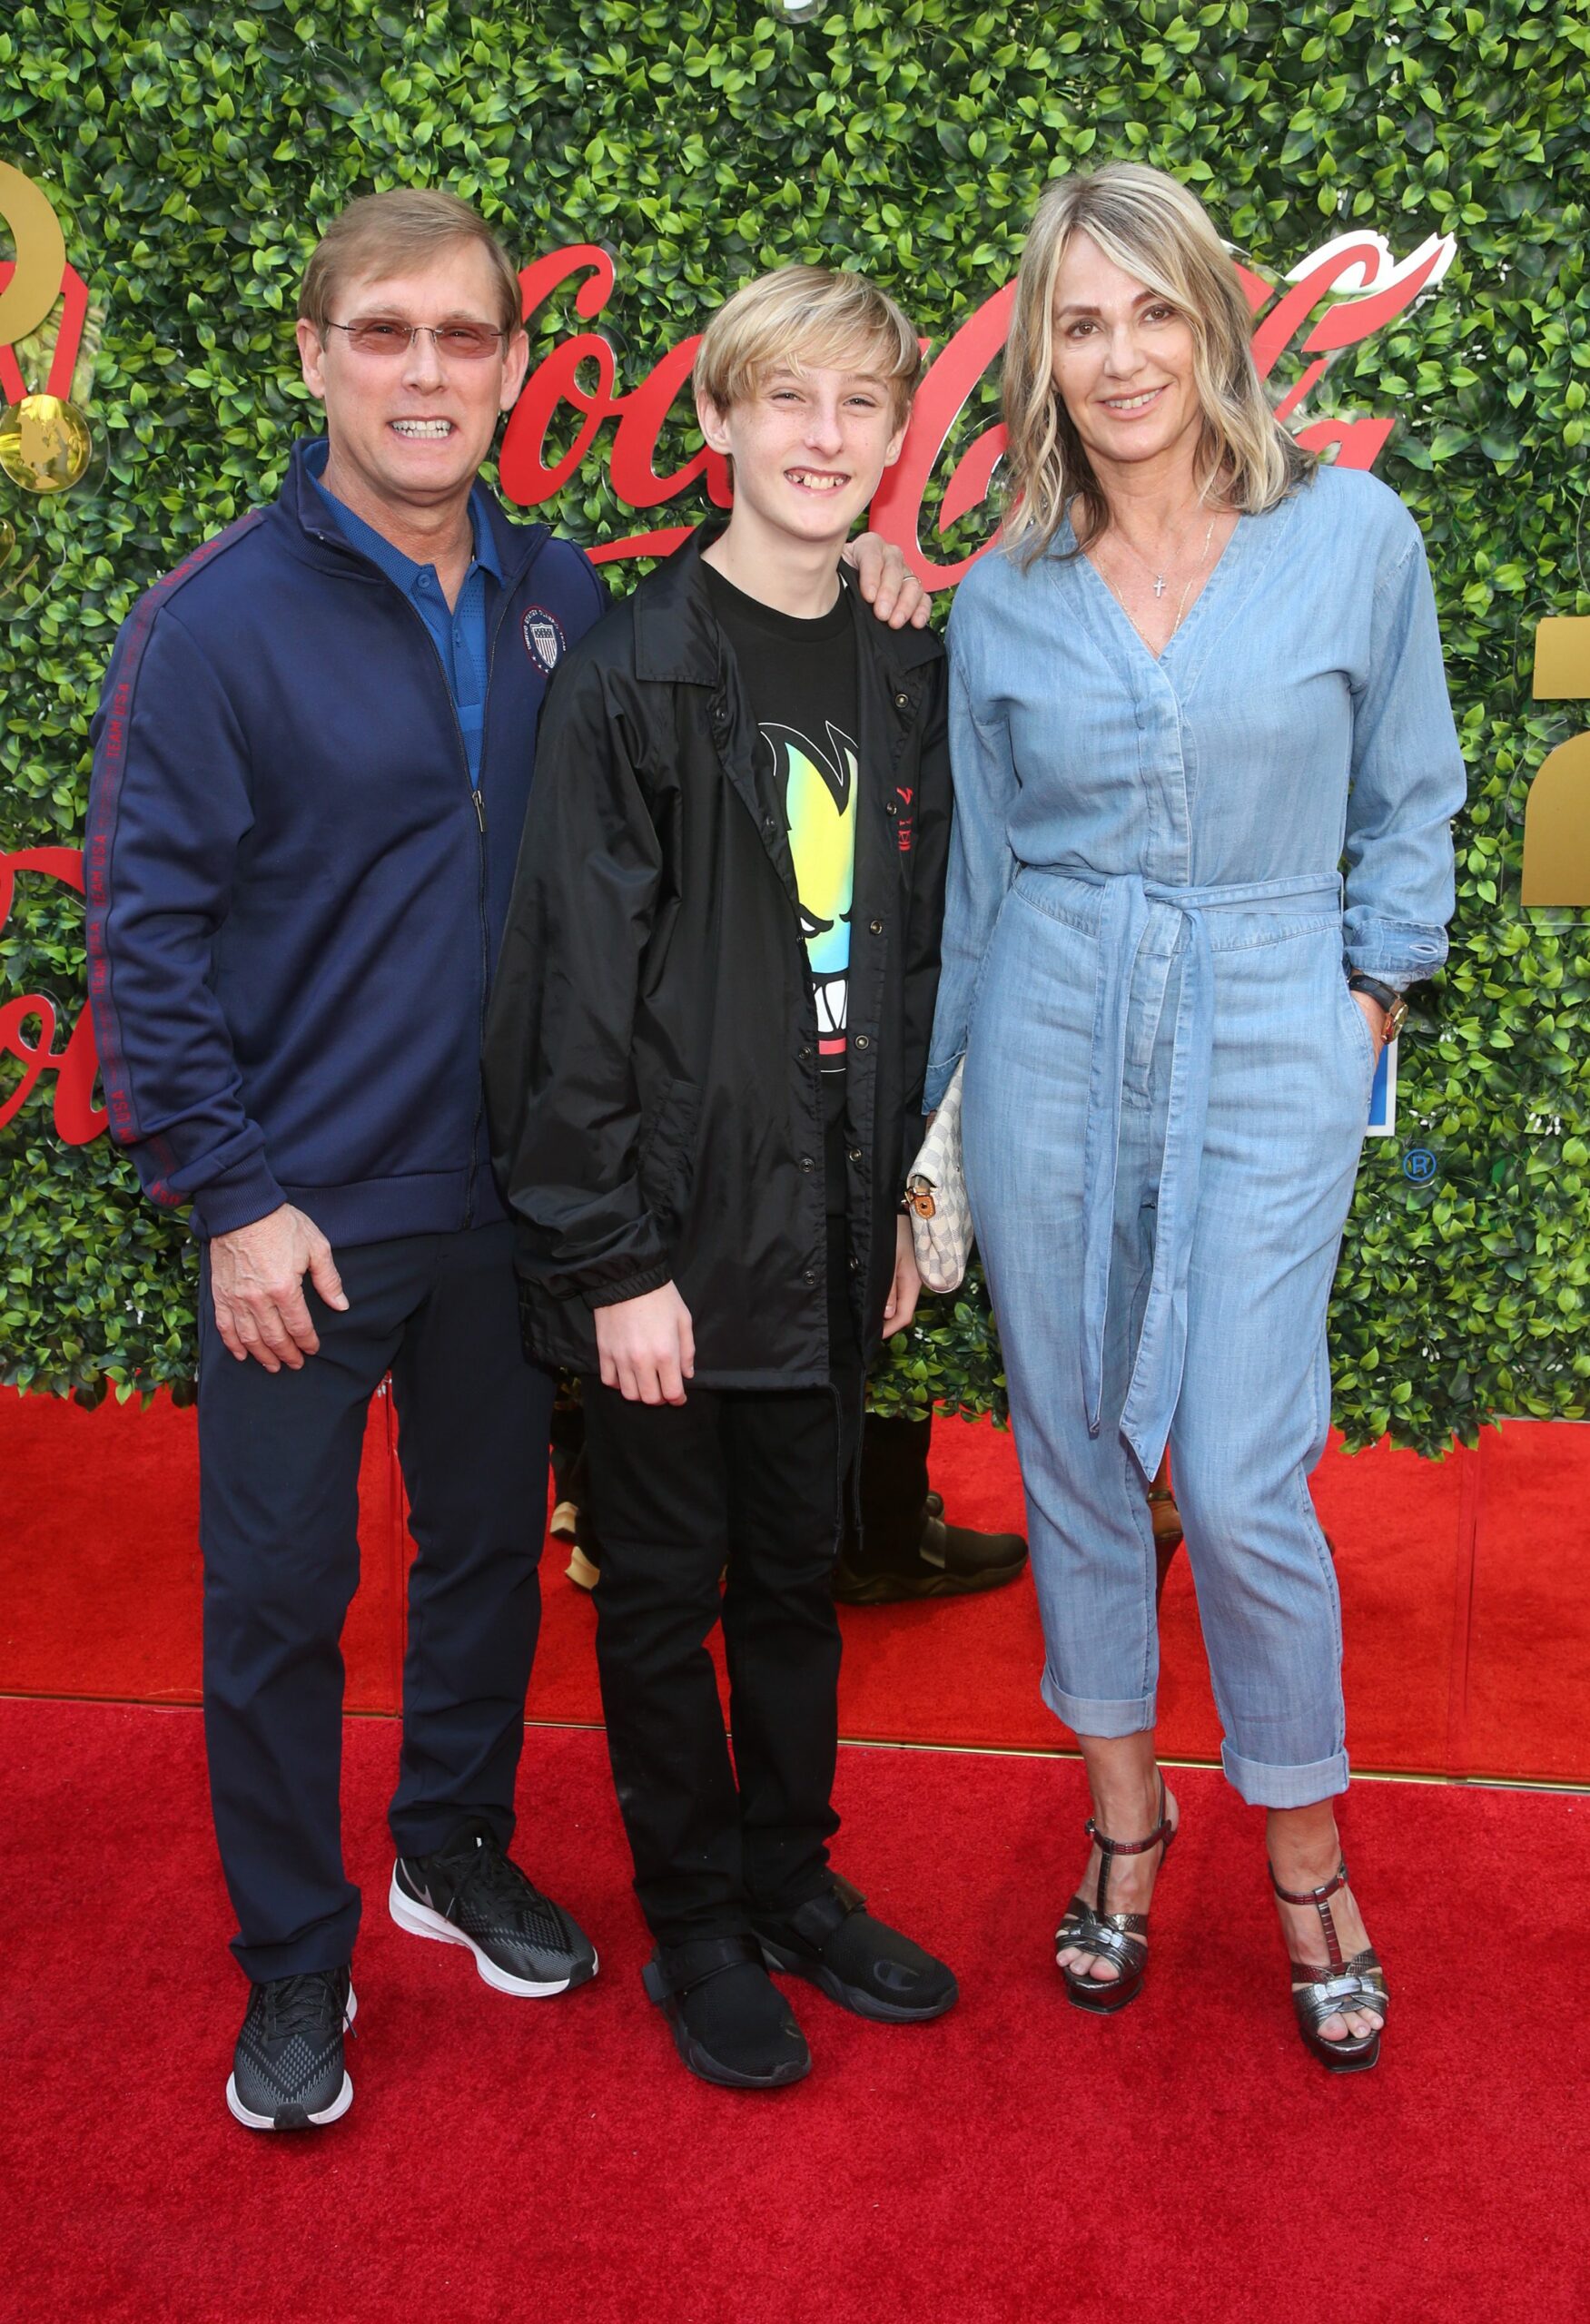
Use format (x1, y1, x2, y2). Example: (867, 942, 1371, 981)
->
(926, 163, 1464, 2070)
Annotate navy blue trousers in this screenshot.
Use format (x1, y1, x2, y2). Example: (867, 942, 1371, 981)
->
(197, 1222, 554, 1981)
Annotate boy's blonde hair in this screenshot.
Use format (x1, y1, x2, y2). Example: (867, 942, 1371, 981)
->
(1001, 162, 1312, 565)
(694, 265, 923, 425)
(300, 188, 522, 340)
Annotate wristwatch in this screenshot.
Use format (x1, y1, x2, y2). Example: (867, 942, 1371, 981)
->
(1348, 973, 1409, 1041)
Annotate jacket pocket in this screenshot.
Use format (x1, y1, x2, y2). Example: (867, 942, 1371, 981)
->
(637, 1076, 702, 1217)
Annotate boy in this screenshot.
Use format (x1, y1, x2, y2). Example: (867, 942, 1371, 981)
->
(485, 268, 957, 2087)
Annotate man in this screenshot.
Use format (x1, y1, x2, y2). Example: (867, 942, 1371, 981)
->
(86, 191, 925, 2132)
(485, 266, 959, 2091)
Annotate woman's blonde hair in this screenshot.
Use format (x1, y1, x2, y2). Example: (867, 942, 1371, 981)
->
(694, 264, 923, 426)
(1000, 162, 1312, 565)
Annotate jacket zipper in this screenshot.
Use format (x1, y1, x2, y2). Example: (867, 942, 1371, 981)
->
(305, 521, 523, 1229)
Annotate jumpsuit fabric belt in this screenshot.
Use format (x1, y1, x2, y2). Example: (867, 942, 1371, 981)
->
(1068, 866, 1346, 1477)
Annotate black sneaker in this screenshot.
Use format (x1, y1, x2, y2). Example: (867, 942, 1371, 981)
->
(833, 1500, 1028, 1605)
(226, 1966, 355, 2132)
(754, 1876, 958, 2022)
(641, 1935, 812, 2090)
(390, 1817, 597, 1997)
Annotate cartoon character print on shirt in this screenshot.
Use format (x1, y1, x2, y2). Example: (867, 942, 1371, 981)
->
(763, 721, 857, 1066)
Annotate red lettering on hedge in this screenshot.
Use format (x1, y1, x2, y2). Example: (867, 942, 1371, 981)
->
(505, 236, 1450, 585)
(0, 847, 106, 1145)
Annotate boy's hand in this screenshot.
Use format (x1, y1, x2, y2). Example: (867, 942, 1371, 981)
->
(883, 1215, 922, 1337)
(594, 1282, 696, 1405)
(844, 533, 932, 629)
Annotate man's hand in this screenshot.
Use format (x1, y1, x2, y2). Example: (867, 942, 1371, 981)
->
(1352, 989, 1389, 1057)
(883, 1215, 922, 1338)
(844, 533, 933, 630)
(210, 1203, 348, 1373)
(594, 1282, 696, 1405)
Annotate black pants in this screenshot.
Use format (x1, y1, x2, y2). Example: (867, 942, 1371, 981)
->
(581, 1226, 862, 1945)
(552, 1391, 935, 1578)
(197, 1221, 554, 1981)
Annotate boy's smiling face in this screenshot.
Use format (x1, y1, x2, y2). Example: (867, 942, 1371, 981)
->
(696, 362, 908, 556)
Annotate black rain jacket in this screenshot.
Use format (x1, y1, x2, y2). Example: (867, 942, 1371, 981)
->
(484, 526, 952, 1388)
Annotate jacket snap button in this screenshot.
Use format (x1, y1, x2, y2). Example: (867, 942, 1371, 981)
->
(848, 1255, 862, 1272)
(854, 1034, 870, 1050)
(884, 799, 898, 816)
(803, 1268, 817, 1288)
(798, 1044, 813, 1061)
(763, 813, 777, 834)
(798, 1156, 815, 1171)
(894, 691, 909, 708)
(869, 918, 884, 935)
(847, 1147, 862, 1163)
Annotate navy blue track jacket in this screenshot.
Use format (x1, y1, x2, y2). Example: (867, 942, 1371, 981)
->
(85, 434, 606, 1246)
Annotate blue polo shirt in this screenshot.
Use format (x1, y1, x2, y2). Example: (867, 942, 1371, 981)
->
(309, 444, 502, 790)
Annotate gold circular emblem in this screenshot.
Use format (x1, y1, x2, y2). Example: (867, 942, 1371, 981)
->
(0, 394, 93, 493)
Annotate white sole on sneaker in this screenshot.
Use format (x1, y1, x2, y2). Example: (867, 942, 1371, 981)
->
(224, 1985, 357, 2131)
(387, 1868, 595, 1996)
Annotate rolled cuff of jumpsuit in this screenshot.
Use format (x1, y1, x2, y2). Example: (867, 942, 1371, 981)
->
(1041, 1668, 1157, 1740)
(1220, 1740, 1350, 1809)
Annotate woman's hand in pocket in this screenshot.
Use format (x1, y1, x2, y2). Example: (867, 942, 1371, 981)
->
(1351, 989, 1389, 1056)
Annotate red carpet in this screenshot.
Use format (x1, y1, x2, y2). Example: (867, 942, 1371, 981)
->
(3, 1697, 1585, 2324)
(5, 1389, 1588, 1781)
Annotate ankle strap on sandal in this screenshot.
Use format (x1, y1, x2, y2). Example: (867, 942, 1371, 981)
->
(1269, 1856, 1349, 1909)
(1269, 1856, 1352, 1974)
(1086, 1778, 1172, 1921)
(641, 1934, 763, 2006)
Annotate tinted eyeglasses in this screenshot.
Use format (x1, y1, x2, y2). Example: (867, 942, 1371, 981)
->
(324, 319, 508, 361)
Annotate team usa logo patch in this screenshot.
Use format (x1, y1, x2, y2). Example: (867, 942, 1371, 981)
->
(521, 606, 566, 674)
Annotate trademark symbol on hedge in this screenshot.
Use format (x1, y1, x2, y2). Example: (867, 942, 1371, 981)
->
(1402, 1147, 1438, 1184)
(521, 606, 565, 674)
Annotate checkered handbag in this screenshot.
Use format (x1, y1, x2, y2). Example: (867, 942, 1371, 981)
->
(904, 1058, 972, 1295)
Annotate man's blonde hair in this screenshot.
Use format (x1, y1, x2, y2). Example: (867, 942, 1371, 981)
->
(300, 189, 522, 340)
(1001, 162, 1312, 565)
(694, 265, 923, 425)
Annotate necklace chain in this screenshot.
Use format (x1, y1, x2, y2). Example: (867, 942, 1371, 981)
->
(1099, 507, 1220, 647)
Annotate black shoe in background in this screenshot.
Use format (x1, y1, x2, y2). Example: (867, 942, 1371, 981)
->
(833, 1493, 1029, 1605)
(754, 1876, 958, 2022)
(390, 1816, 597, 1997)
(226, 1965, 355, 2132)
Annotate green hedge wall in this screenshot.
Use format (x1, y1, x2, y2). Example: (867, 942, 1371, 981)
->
(2, 0, 1588, 1452)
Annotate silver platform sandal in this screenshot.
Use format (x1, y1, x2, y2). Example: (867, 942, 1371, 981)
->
(1054, 1777, 1176, 2014)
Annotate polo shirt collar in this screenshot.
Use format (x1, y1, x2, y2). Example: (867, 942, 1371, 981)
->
(304, 434, 503, 589)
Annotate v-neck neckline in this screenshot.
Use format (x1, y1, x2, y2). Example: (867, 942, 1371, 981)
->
(1073, 509, 1246, 669)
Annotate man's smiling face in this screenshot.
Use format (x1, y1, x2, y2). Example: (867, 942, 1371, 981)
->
(696, 362, 907, 556)
(296, 239, 528, 522)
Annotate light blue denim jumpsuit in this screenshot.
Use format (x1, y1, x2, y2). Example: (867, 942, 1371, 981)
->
(925, 465, 1465, 1807)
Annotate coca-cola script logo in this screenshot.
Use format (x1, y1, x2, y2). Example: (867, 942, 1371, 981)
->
(1, 223, 1456, 1152)
(501, 227, 1456, 584)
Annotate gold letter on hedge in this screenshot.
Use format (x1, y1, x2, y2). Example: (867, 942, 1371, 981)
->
(0, 162, 67, 348)
(1523, 618, 1590, 908)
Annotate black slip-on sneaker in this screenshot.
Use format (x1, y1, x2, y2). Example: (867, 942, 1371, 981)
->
(226, 1966, 355, 2132)
(390, 1817, 597, 1997)
(754, 1875, 958, 2022)
(833, 1505, 1028, 1605)
(641, 1935, 812, 2090)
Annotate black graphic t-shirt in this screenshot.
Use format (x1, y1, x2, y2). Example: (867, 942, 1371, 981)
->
(704, 562, 860, 1215)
